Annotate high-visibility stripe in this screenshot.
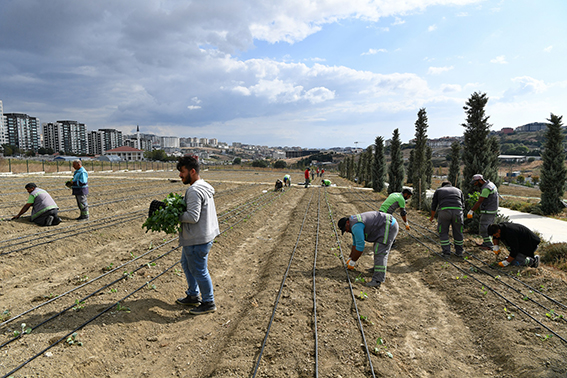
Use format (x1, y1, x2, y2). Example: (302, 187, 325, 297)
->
(439, 206, 463, 210)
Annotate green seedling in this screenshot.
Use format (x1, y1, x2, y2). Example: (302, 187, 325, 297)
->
(469, 266, 478, 273)
(441, 262, 449, 269)
(67, 332, 83, 346)
(73, 299, 85, 311)
(148, 242, 154, 250)
(516, 271, 522, 277)
(43, 293, 56, 299)
(546, 309, 564, 321)
(146, 262, 157, 268)
(109, 288, 118, 293)
(360, 315, 374, 325)
(13, 323, 32, 338)
(123, 271, 134, 278)
(536, 333, 553, 341)
(130, 252, 137, 259)
(1, 309, 11, 322)
(146, 282, 157, 291)
(480, 286, 487, 296)
(76, 275, 89, 283)
(455, 274, 468, 280)
(173, 269, 182, 277)
(116, 302, 131, 313)
(504, 307, 515, 320)
(355, 274, 366, 284)
(523, 291, 533, 301)
(357, 291, 368, 300)
(102, 263, 114, 272)
(540, 285, 546, 290)
(373, 337, 393, 358)
(495, 275, 501, 280)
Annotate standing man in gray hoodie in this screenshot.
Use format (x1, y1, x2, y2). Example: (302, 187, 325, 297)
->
(176, 155, 220, 315)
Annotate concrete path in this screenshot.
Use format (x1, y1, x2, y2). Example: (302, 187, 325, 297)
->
(498, 207, 567, 243)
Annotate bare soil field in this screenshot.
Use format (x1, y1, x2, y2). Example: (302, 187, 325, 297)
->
(1, 169, 567, 378)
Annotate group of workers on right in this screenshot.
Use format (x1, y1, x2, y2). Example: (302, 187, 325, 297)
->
(338, 173, 541, 289)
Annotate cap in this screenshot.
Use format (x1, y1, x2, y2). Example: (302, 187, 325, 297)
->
(470, 174, 484, 184)
(338, 217, 349, 235)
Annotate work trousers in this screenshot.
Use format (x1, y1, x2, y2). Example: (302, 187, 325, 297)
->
(479, 213, 496, 247)
(32, 208, 59, 227)
(371, 220, 399, 283)
(437, 209, 464, 254)
(75, 194, 89, 218)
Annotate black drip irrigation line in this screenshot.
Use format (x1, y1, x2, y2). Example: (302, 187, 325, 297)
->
(0, 259, 180, 378)
(2, 185, 288, 376)
(313, 188, 321, 378)
(218, 190, 275, 224)
(406, 222, 567, 324)
(348, 188, 567, 345)
(1, 213, 146, 256)
(251, 190, 315, 378)
(0, 237, 179, 329)
(0, 209, 145, 250)
(394, 204, 567, 313)
(323, 188, 376, 378)
(0, 244, 180, 352)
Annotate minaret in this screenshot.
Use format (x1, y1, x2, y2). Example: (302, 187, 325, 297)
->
(136, 125, 140, 149)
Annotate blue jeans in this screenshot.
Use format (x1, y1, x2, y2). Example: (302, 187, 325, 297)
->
(180, 241, 214, 303)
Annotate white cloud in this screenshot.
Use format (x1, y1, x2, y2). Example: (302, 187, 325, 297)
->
(392, 17, 405, 25)
(428, 24, 437, 32)
(361, 48, 387, 56)
(543, 45, 553, 53)
(428, 66, 454, 75)
(490, 55, 508, 64)
(456, 12, 468, 17)
(440, 84, 461, 93)
(510, 76, 547, 94)
(187, 105, 202, 110)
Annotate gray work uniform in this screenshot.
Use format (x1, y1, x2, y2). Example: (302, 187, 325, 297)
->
(431, 185, 464, 254)
(479, 180, 499, 247)
(349, 211, 399, 283)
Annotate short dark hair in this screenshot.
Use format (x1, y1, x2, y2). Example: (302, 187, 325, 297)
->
(25, 183, 37, 190)
(487, 224, 500, 236)
(402, 188, 412, 196)
(177, 155, 199, 174)
(441, 181, 451, 187)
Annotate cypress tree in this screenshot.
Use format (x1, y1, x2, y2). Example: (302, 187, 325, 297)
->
(388, 128, 405, 194)
(372, 136, 386, 192)
(540, 113, 567, 214)
(406, 149, 414, 185)
(461, 92, 499, 196)
(348, 155, 355, 181)
(448, 141, 461, 188)
(364, 146, 373, 187)
(426, 145, 433, 189)
(412, 108, 429, 208)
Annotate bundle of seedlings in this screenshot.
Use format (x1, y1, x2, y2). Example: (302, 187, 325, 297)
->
(143, 193, 186, 234)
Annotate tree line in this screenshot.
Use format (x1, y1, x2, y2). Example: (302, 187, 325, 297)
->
(339, 91, 567, 215)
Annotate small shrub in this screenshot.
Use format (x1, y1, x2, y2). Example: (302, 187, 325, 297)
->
(540, 243, 567, 270)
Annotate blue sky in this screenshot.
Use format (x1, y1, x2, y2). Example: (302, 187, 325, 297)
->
(1, 0, 565, 149)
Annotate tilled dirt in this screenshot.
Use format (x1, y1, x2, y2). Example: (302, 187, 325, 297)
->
(1, 169, 566, 378)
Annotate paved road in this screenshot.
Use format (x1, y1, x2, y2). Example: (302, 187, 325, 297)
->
(498, 207, 567, 243)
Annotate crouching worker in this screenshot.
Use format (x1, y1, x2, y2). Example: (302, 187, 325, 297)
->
(338, 211, 398, 288)
(487, 223, 540, 268)
(12, 183, 61, 226)
(274, 179, 283, 191)
(321, 179, 331, 187)
(283, 174, 291, 187)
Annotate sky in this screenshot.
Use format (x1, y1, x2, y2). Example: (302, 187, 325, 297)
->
(1, 0, 566, 149)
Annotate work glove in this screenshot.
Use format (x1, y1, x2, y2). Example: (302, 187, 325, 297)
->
(492, 245, 501, 255)
(498, 260, 510, 267)
(467, 210, 474, 219)
(405, 221, 410, 230)
(346, 259, 356, 270)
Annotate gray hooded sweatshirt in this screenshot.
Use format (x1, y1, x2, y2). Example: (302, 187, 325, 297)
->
(179, 179, 220, 246)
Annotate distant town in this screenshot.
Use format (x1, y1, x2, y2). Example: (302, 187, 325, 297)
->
(0, 99, 558, 164)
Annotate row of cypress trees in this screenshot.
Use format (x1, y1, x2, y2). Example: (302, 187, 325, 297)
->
(338, 91, 566, 215)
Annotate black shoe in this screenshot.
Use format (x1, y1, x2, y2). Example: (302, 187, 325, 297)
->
(455, 250, 464, 257)
(45, 215, 54, 226)
(176, 295, 200, 306)
(76, 216, 89, 221)
(52, 216, 61, 225)
(366, 280, 381, 288)
(531, 255, 540, 268)
(190, 301, 216, 315)
(442, 251, 452, 257)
